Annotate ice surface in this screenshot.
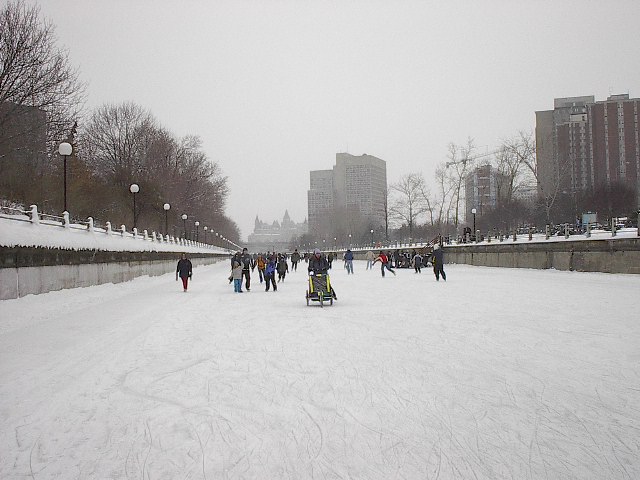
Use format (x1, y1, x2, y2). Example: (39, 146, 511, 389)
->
(1, 260, 639, 479)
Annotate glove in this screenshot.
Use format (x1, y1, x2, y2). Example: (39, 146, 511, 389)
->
(175, 274, 178, 281)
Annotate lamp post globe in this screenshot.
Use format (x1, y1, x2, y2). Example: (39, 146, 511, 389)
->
(163, 203, 170, 236)
(59, 142, 72, 212)
(471, 208, 477, 240)
(181, 214, 187, 239)
(194, 221, 200, 242)
(129, 183, 140, 229)
(370, 229, 374, 246)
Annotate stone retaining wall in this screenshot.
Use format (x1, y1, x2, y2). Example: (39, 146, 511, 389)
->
(443, 238, 640, 274)
(0, 247, 226, 300)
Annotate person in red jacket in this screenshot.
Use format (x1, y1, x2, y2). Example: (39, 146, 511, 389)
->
(372, 250, 396, 277)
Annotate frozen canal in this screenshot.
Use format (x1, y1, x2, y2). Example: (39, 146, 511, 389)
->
(1, 260, 639, 479)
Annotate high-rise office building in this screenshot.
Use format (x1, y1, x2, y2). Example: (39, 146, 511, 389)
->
(308, 153, 387, 232)
(536, 94, 640, 207)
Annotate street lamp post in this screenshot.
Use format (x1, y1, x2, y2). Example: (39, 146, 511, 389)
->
(370, 229, 374, 247)
(195, 221, 200, 242)
(204, 226, 208, 244)
(471, 208, 477, 241)
(163, 203, 170, 236)
(181, 214, 187, 238)
(348, 234, 352, 247)
(59, 142, 72, 212)
(129, 183, 140, 229)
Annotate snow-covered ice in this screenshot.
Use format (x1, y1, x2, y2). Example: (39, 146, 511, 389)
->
(1, 260, 639, 479)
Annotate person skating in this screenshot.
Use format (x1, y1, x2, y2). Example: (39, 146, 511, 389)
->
(240, 247, 254, 291)
(411, 250, 422, 273)
(277, 255, 289, 282)
(290, 249, 301, 271)
(365, 250, 375, 270)
(176, 253, 193, 292)
(255, 253, 266, 283)
(264, 256, 277, 291)
(431, 244, 446, 281)
(344, 249, 354, 274)
(231, 259, 243, 292)
(372, 250, 396, 277)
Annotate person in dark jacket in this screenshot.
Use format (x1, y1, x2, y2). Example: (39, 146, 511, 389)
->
(431, 244, 446, 281)
(276, 255, 289, 282)
(240, 247, 254, 291)
(176, 253, 193, 292)
(308, 249, 336, 299)
(308, 249, 329, 275)
(290, 249, 301, 271)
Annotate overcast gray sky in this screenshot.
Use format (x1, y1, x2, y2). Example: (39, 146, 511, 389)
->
(35, 0, 640, 239)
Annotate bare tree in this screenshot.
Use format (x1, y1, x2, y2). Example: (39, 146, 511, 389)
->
(389, 173, 429, 239)
(445, 138, 476, 228)
(503, 130, 568, 225)
(0, 0, 85, 152)
(434, 162, 455, 226)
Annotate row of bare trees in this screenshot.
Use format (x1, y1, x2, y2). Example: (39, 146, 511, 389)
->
(0, 1, 239, 242)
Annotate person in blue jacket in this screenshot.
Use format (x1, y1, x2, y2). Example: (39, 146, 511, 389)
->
(264, 256, 277, 291)
(344, 249, 354, 274)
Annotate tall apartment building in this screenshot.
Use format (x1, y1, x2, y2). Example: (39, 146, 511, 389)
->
(536, 94, 640, 207)
(308, 152, 387, 231)
(465, 164, 498, 219)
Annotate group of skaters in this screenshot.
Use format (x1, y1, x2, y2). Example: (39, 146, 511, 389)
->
(229, 248, 303, 292)
(175, 244, 446, 293)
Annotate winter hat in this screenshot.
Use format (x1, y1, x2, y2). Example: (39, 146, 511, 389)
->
(314, 248, 321, 254)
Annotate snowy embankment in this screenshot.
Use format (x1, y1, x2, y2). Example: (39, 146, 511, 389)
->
(0, 215, 227, 254)
(1, 261, 639, 479)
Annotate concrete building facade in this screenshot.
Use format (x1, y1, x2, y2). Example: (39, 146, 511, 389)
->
(307, 153, 387, 232)
(536, 94, 640, 207)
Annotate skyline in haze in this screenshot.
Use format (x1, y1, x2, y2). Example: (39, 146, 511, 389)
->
(33, 0, 640, 239)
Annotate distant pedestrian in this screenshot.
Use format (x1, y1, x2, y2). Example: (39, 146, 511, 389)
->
(231, 260, 243, 292)
(431, 244, 446, 281)
(372, 251, 396, 277)
(277, 255, 289, 282)
(240, 247, 254, 291)
(255, 253, 266, 283)
(411, 250, 422, 273)
(344, 249, 354, 274)
(176, 253, 193, 292)
(291, 249, 301, 271)
(365, 250, 375, 270)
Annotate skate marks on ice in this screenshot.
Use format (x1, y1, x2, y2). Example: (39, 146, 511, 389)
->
(1, 262, 640, 478)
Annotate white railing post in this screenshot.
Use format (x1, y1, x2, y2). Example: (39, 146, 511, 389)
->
(106, 221, 112, 235)
(120, 225, 126, 236)
(143, 229, 149, 240)
(30, 205, 40, 225)
(133, 227, 138, 239)
(87, 217, 94, 232)
(63, 211, 70, 229)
